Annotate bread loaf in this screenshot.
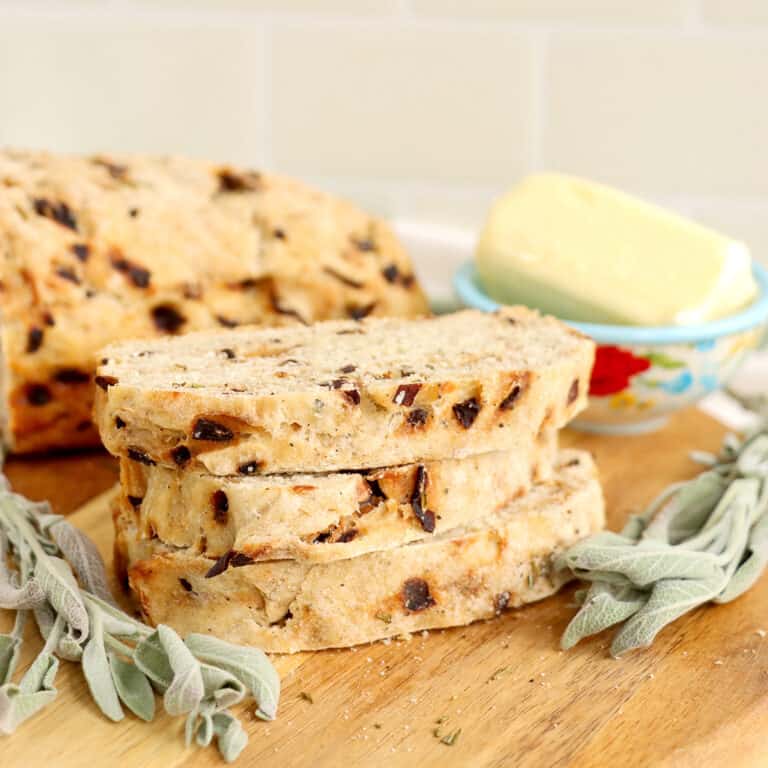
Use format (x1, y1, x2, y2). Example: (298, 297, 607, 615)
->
(119, 428, 557, 563)
(115, 450, 604, 653)
(0, 150, 427, 453)
(95, 308, 594, 475)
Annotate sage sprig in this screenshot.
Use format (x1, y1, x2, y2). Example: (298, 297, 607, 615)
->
(0, 467, 280, 761)
(558, 412, 768, 657)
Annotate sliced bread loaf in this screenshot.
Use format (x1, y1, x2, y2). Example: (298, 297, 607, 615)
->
(0, 150, 427, 453)
(119, 428, 557, 563)
(115, 450, 604, 653)
(95, 308, 594, 475)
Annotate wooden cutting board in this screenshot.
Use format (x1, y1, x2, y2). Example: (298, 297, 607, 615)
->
(2, 408, 767, 768)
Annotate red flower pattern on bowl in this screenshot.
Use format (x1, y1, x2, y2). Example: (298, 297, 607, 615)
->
(589, 345, 651, 396)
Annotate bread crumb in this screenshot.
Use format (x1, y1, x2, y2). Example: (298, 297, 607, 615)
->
(714, 659, 724, 666)
(756, 629, 766, 638)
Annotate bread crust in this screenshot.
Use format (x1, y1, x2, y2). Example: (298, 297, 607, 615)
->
(0, 150, 427, 453)
(115, 450, 605, 653)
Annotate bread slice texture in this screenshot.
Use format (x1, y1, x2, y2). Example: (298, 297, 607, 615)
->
(115, 449, 604, 653)
(0, 150, 427, 453)
(119, 428, 557, 564)
(95, 308, 594, 475)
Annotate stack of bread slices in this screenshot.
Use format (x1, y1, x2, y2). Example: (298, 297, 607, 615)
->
(95, 307, 605, 653)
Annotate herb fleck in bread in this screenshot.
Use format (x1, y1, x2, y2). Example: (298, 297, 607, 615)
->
(119, 428, 557, 564)
(0, 149, 427, 453)
(115, 450, 604, 653)
(95, 308, 594, 475)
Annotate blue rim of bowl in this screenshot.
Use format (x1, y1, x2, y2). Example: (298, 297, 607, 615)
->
(454, 260, 768, 345)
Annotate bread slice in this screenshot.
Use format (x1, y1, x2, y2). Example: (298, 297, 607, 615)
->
(95, 308, 594, 475)
(115, 450, 604, 653)
(0, 150, 427, 453)
(119, 428, 557, 564)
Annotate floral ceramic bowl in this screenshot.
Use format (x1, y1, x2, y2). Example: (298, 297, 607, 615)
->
(454, 261, 768, 434)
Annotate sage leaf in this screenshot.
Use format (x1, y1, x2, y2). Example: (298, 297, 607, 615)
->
(560, 540, 721, 587)
(715, 550, 767, 603)
(737, 434, 768, 477)
(0, 656, 58, 735)
(0, 531, 45, 610)
(0, 455, 280, 758)
(194, 702, 216, 748)
(212, 711, 248, 763)
(663, 473, 726, 544)
(561, 406, 768, 657)
(33, 602, 83, 662)
(185, 633, 280, 720)
(0, 635, 21, 686)
(561, 582, 647, 650)
(620, 514, 648, 542)
(20, 646, 59, 694)
(200, 664, 246, 710)
(82, 610, 124, 722)
(48, 520, 115, 605)
(85, 593, 150, 637)
(185, 708, 197, 747)
(133, 631, 173, 690)
(108, 653, 155, 722)
(99, 611, 145, 639)
(0, 577, 44, 611)
(33, 556, 88, 638)
(157, 625, 204, 716)
(716, 510, 768, 602)
(610, 575, 724, 657)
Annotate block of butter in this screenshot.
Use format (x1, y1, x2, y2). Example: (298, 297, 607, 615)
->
(476, 174, 757, 326)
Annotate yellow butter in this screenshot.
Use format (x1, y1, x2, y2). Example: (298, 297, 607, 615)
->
(476, 174, 757, 326)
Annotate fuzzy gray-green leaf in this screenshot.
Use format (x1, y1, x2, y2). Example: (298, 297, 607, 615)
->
(663, 473, 726, 544)
(48, 520, 115, 605)
(561, 540, 721, 587)
(0, 653, 59, 734)
(109, 652, 155, 722)
(133, 631, 173, 690)
(213, 711, 248, 763)
(33, 557, 88, 638)
(561, 582, 647, 650)
(0, 635, 21, 686)
(185, 633, 280, 720)
(82, 611, 124, 722)
(737, 434, 768, 478)
(200, 664, 246, 710)
(157, 625, 204, 716)
(32, 602, 83, 662)
(610, 575, 724, 657)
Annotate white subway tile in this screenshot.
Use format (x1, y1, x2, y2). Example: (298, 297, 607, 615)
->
(410, 0, 685, 24)
(270, 23, 534, 184)
(700, 0, 768, 25)
(393, 186, 500, 232)
(0, 16, 266, 166)
(542, 36, 768, 196)
(300, 176, 397, 217)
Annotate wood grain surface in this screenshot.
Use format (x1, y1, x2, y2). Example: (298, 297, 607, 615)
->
(2, 408, 767, 768)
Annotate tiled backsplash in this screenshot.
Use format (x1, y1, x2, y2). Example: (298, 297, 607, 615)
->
(1, 0, 766, 261)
